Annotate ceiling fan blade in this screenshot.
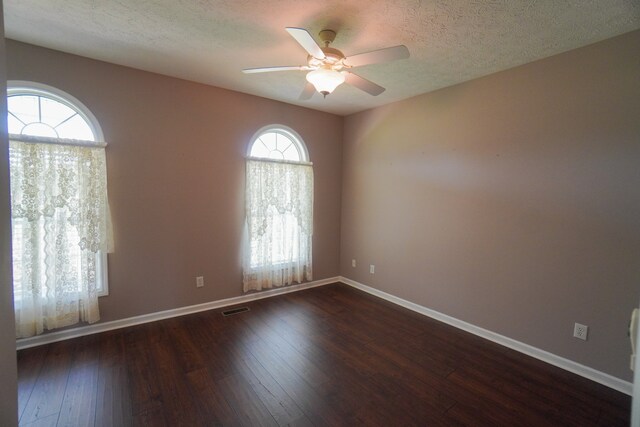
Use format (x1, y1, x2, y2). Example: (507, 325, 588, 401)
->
(242, 66, 307, 74)
(285, 27, 326, 59)
(299, 82, 315, 100)
(344, 72, 386, 96)
(345, 45, 409, 68)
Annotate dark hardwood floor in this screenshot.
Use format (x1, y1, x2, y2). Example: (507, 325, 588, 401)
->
(17, 283, 630, 426)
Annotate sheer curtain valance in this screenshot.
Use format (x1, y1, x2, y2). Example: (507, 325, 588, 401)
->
(10, 135, 113, 338)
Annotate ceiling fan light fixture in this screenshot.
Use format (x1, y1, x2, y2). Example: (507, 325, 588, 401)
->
(305, 67, 345, 97)
(244, 27, 408, 98)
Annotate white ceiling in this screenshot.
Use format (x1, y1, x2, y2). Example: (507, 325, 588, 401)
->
(4, 0, 640, 116)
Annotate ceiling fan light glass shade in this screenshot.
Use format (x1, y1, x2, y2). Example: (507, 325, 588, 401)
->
(306, 68, 345, 96)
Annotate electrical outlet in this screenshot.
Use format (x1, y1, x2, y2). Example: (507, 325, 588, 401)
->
(369, 264, 375, 274)
(352, 259, 356, 268)
(573, 323, 588, 340)
(196, 276, 204, 288)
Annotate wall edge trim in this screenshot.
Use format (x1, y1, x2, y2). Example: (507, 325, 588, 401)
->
(16, 276, 339, 350)
(17, 275, 631, 395)
(338, 276, 633, 395)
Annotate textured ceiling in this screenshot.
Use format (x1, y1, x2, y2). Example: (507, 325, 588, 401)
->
(4, 0, 640, 116)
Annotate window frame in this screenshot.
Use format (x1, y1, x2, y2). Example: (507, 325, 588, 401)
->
(8, 81, 105, 142)
(247, 124, 310, 164)
(245, 125, 313, 274)
(7, 81, 109, 297)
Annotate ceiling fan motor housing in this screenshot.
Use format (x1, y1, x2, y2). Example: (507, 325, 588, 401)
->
(305, 29, 346, 70)
(308, 47, 345, 67)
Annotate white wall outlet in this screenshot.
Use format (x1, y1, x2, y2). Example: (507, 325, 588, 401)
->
(196, 276, 204, 288)
(352, 259, 356, 268)
(369, 264, 375, 274)
(573, 322, 588, 340)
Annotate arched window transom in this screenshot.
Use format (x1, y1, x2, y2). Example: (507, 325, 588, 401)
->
(248, 126, 309, 163)
(8, 85, 99, 141)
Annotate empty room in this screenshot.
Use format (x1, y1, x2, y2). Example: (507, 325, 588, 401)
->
(0, 1, 639, 426)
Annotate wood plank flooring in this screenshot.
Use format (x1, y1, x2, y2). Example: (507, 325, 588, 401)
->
(17, 283, 631, 426)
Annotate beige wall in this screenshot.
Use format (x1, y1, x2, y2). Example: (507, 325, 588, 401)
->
(5, 28, 639, 387)
(0, 1, 19, 424)
(341, 30, 640, 381)
(6, 40, 343, 323)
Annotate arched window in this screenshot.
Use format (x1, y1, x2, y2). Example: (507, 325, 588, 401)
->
(248, 127, 309, 162)
(8, 82, 102, 141)
(8, 82, 112, 338)
(243, 125, 313, 292)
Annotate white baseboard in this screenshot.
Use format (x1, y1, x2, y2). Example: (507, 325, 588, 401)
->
(17, 274, 633, 396)
(338, 276, 633, 396)
(16, 276, 340, 350)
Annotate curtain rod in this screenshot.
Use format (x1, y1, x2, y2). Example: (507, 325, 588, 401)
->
(247, 157, 313, 167)
(9, 134, 107, 148)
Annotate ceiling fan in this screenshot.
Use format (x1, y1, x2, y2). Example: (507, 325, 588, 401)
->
(242, 27, 410, 99)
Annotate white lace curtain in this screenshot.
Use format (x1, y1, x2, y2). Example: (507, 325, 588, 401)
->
(9, 137, 113, 338)
(243, 159, 313, 292)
